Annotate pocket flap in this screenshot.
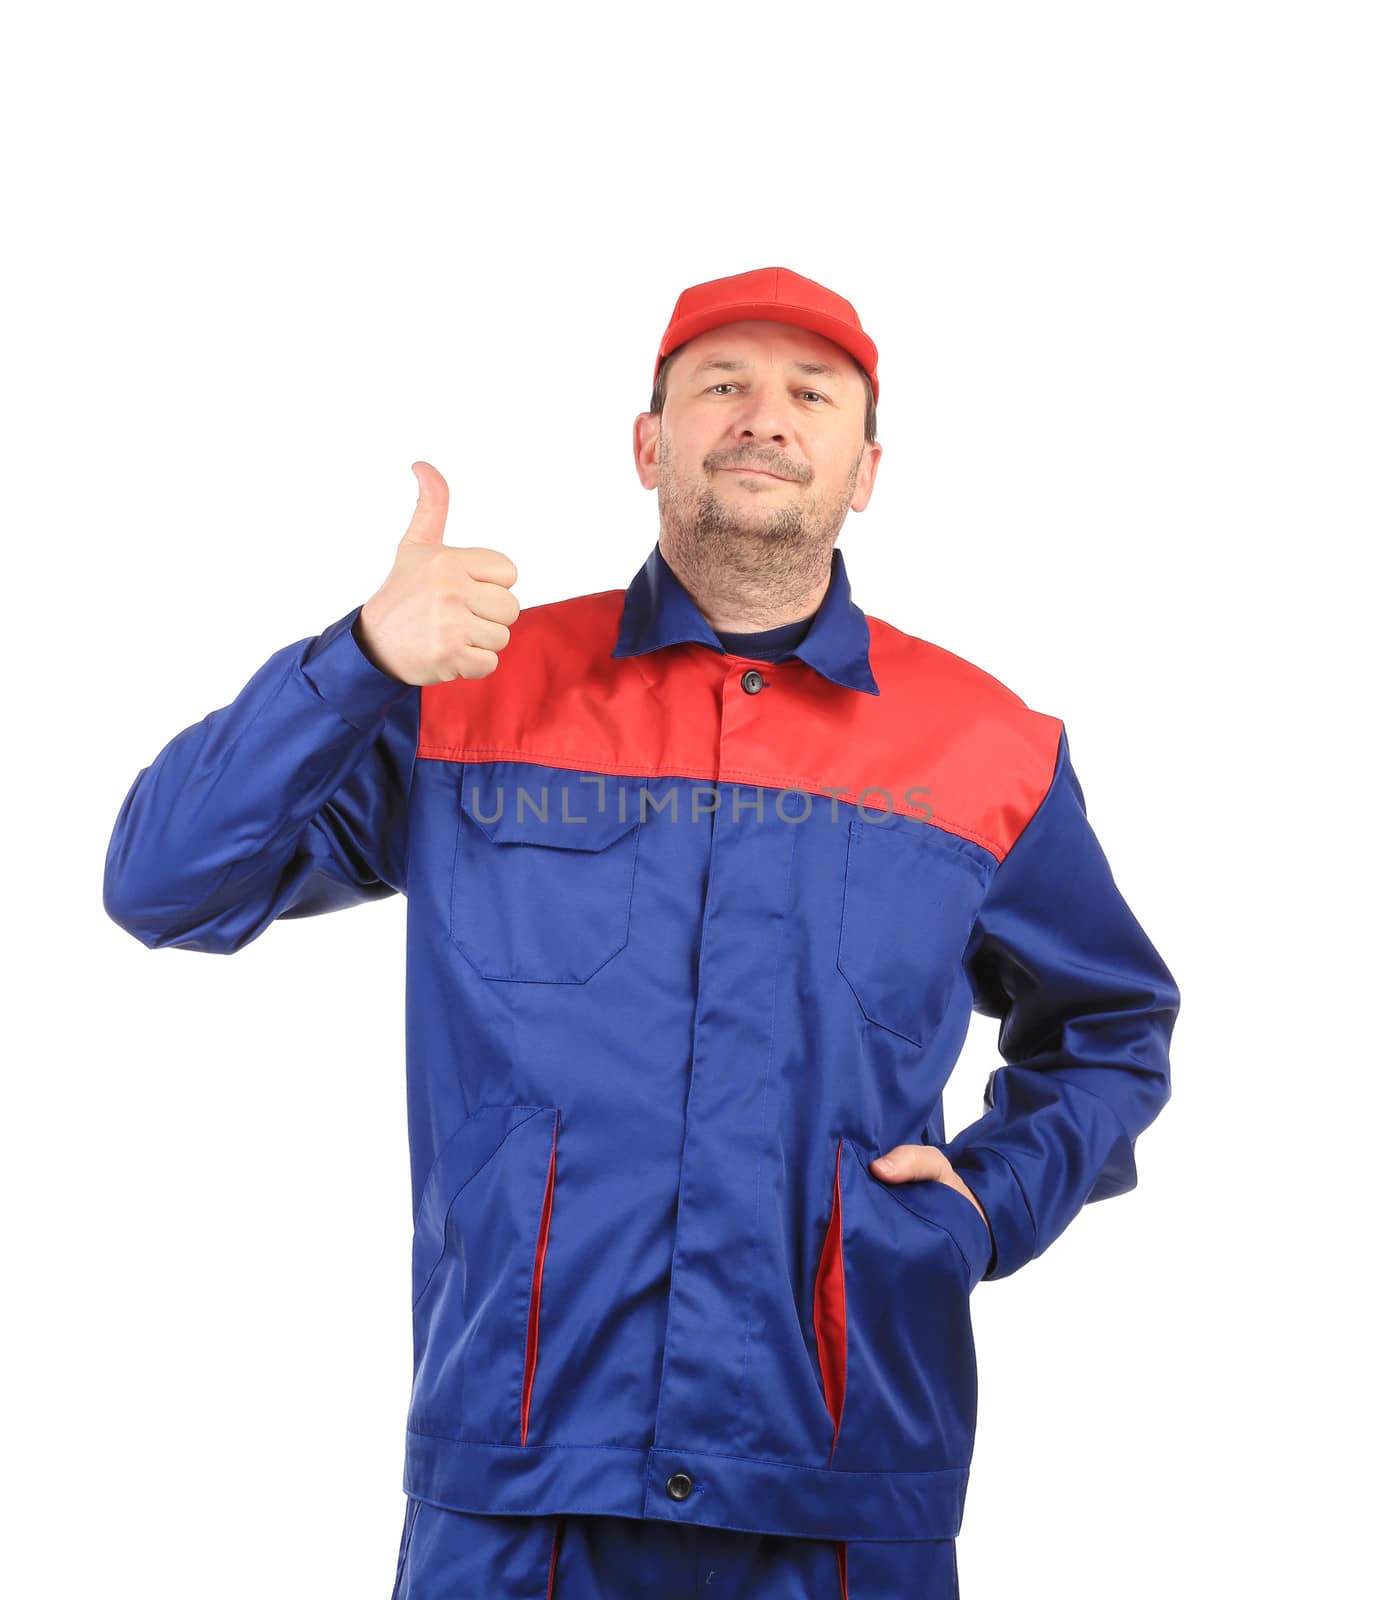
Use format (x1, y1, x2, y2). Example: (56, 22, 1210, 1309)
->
(460, 770, 645, 850)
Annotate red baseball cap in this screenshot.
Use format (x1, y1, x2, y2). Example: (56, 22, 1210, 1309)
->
(653, 265, 879, 405)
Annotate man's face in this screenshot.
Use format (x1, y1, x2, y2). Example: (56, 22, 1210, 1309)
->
(633, 320, 882, 580)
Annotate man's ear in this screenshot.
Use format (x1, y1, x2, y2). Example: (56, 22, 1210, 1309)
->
(633, 412, 661, 490)
(848, 439, 883, 514)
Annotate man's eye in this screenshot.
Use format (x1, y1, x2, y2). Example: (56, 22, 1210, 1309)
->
(708, 384, 826, 403)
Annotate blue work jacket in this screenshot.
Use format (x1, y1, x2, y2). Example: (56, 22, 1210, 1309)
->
(103, 539, 1179, 1547)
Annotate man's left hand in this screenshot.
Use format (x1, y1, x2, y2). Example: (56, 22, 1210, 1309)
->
(870, 1145, 990, 1235)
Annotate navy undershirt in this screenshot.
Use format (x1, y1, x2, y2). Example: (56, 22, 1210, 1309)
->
(713, 611, 816, 662)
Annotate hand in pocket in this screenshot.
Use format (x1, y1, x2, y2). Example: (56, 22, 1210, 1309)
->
(869, 1144, 990, 1236)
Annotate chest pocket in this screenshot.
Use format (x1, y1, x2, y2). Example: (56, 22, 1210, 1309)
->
(837, 817, 992, 1047)
(450, 769, 645, 984)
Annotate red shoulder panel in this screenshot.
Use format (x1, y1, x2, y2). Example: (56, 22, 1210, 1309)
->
(417, 592, 1062, 861)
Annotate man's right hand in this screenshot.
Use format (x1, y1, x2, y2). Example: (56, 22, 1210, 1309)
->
(353, 461, 520, 686)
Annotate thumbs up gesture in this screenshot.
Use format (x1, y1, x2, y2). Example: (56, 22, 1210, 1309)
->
(354, 462, 520, 686)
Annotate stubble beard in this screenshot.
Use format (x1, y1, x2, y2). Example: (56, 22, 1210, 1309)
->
(655, 430, 862, 606)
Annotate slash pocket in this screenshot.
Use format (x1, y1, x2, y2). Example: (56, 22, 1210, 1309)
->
(830, 1135, 990, 1485)
(837, 818, 992, 1046)
(407, 1103, 561, 1444)
(450, 769, 645, 984)
(812, 1137, 848, 1464)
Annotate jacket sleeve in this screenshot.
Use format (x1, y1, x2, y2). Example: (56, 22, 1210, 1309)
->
(940, 723, 1180, 1280)
(103, 603, 420, 955)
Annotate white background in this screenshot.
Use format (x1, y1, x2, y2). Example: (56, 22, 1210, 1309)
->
(4, 3, 1392, 1595)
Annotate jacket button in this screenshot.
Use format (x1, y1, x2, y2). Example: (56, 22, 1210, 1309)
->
(740, 669, 764, 694)
(665, 1471, 694, 1501)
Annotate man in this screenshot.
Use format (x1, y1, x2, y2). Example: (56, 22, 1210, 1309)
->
(104, 266, 1180, 1598)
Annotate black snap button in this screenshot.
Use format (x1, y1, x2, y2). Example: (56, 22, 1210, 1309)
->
(740, 669, 764, 694)
(665, 1471, 694, 1501)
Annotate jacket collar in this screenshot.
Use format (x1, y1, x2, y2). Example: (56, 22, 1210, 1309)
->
(611, 539, 880, 697)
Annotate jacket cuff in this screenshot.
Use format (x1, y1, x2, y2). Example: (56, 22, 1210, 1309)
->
(942, 1143, 1036, 1281)
(299, 605, 416, 734)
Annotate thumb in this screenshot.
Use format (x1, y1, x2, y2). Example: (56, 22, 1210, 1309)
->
(402, 460, 449, 546)
(871, 1144, 949, 1182)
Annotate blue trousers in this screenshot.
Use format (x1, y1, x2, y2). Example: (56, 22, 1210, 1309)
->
(390, 1498, 960, 1598)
